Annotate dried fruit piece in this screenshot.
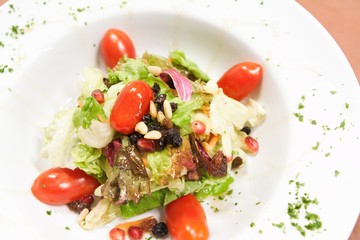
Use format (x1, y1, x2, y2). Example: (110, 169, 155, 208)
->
(151, 222, 169, 238)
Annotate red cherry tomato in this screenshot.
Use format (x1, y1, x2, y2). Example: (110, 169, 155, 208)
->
(31, 167, 100, 205)
(165, 194, 209, 240)
(110, 80, 153, 135)
(217, 62, 263, 101)
(100, 28, 136, 68)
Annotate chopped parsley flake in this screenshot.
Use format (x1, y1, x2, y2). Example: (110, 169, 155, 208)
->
(0, 64, 13, 73)
(312, 141, 320, 150)
(297, 103, 304, 109)
(8, 3, 15, 13)
(272, 222, 285, 228)
(272, 222, 286, 233)
(304, 212, 322, 230)
(309, 119, 317, 125)
(322, 124, 331, 133)
(345, 102, 350, 109)
(65, 226, 70, 230)
(68, 6, 90, 20)
(211, 206, 219, 213)
(334, 170, 340, 177)
(0, 41, 4, 47)
(330, 90, 337, 95)
(250, 222, 255, 228)
(291, 222, 306, 236)
(46, 210, 52, 215)
(338, 120, 346, 130)
(6, 19, 35, 39)
(293, 112, 304, 122)
(324, 152, 330, 157)
(284, 179, 322, 236)
(120, 0, 128, 7)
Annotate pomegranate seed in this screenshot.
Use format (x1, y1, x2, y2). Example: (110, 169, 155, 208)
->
(191, 120, 206, 134)
(128, 226, 143, 240)
(109, 227, 125, 240)
(137, 138, 156, 152)
(91, 89, 105, 104)
(80, 195, 94, 204)
(244, 136, 259, 153)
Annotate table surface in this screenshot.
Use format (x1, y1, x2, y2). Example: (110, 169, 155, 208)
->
(0, 0, 359, 239)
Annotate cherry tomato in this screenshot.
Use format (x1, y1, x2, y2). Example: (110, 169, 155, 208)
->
(217, 62, 263, 101)
(31, 167, 100, 205)
(100, 28, 136, 68)
(165, 194, 209, 240)
(110, 80, 153, 135)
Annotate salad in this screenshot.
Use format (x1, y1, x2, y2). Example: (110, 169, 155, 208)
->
(31, 28, 266, 240)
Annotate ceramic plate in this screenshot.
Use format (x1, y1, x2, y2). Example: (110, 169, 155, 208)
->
(0, 0, 359, 239)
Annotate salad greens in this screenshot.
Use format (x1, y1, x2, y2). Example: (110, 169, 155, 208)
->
(40, 50, 266, 229)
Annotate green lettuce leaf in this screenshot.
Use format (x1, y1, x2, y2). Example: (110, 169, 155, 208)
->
(73, 97, 106, 129)
(142, 74, 175, 100)
(40, 107, 78, 168)
(195, 174, 234, 200)
(119, 188, 168, 219)
(107, 58, 149, 85)
(142, 51, 173, 70)
(81, 67, 107, 98)
(169, 50, 210, 82)
(71, 143, 104, 179)
(172, 94, 204, 135)
(147, 148, 172, 185)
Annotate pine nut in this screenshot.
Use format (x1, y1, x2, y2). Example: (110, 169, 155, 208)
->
(144, 130, 162, 140)
(157, 111, 166, 124)
(148, 66, 162, 76)
(150, 100, 157, 119)
(94, 184, 103, 197)
(135, 121, 148, 135)
(163, 100, 172, 119)
(77, 208, 90, 223)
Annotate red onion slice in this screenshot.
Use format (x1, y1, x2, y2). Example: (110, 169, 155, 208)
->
(160, 69, 193, 101)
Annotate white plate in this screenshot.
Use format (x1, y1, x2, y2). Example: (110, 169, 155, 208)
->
(0, 0, 359, 239)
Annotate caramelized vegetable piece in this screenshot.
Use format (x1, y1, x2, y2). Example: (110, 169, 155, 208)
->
(189, 134, 227, 177)
(101, 146, 150, 205)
